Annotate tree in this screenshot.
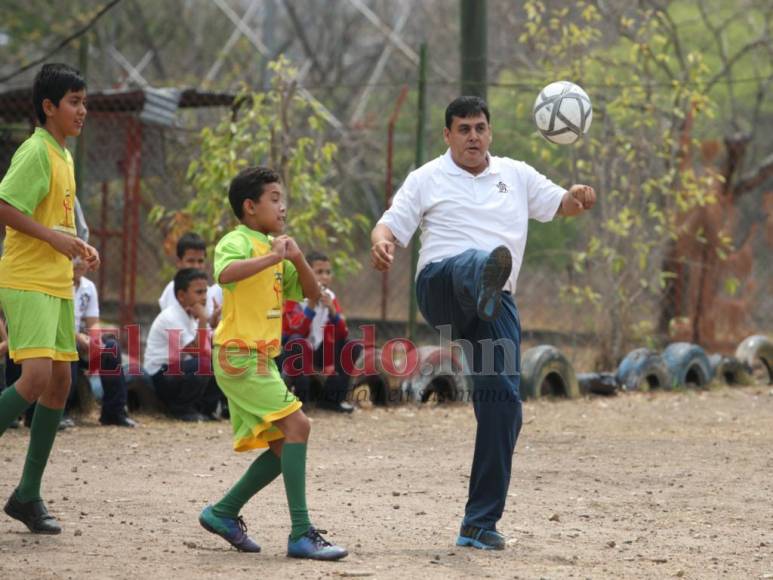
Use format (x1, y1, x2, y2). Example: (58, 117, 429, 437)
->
(151, 57, 366, 274)
(516, 0, 772, 367)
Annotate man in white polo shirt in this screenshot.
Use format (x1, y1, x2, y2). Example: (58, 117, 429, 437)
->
(371, 96, 596, 551)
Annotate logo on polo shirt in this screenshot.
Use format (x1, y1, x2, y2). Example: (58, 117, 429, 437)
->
(496, 181, 509, 193)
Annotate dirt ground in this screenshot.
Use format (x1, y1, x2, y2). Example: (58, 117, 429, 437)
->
(1, 385, 772, 580)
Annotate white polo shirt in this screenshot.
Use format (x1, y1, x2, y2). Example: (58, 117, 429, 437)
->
(378, 150, 565, 293)
(74, 276, 99, 333)
(144, 300, 199, 375)
(158, 281, 222, 318)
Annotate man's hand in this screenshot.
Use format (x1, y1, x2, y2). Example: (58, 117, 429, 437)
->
(559, 184, 596, 217)
(84, 244, 101, 271)
(209, 299, 222, 328)
(371, 240, 395, 271)
(48, 231, 88, 259)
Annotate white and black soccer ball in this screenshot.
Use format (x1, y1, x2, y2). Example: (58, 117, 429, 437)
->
(533, 81, 592, 145)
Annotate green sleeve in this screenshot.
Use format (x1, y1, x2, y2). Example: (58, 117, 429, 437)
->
(0, 137, 51, 215)
(282, 259, 304, 302)
(214, 231, 252, 291)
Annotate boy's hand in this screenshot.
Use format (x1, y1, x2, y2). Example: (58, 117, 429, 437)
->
(189, 302, 208, 324)
(284, 236, 303, 263)
(271, 236, 288, 259)
(319, 288, 333, 309)
(84, 244, 101, 271)
(48, 231, 88, 259)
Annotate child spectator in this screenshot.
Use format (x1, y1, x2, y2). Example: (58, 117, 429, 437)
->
(158, 232, 222, 328)
(282, 251, 355, 413)
(144, 268, 221, 422)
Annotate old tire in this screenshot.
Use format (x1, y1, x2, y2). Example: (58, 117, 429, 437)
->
(735, 335, 773, 384)
(662, 342, 713, 388)
(409, 346, 469, 404)
(520, 345, 579, 400)
(577, 372, 618, 396)
(708, 354, 752, 386)
(615, 348, 673, 392)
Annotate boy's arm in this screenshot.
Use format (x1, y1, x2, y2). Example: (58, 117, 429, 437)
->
(283, 300, 313, 337)
(218, 236, 287, 284)
(330, 297, 349, 339)
(0, 201, 88, 259)
(285, 238, 321, 302)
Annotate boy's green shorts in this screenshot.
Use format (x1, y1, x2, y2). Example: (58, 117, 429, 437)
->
(0, 288, 77, 363)
(214, 344, 302, 452)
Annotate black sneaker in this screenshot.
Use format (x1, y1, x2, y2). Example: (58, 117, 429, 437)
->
(4, 491, 62, 534)
(476, 246, 512, 321)
(100, 414, 137, 428)
(456, 525, 505, 550)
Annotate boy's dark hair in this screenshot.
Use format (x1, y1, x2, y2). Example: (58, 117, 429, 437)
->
(228, 166, 281, 219)
(173, 268, 208, 296)
(445, 96, 490, 129)
(32, 63, 87, 126)
(305, 250, 329, 265)
(176, 232, 206, 259)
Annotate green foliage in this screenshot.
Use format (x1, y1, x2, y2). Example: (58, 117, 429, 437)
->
(152, 57, 364, 275)
(517, 0, 741, 360)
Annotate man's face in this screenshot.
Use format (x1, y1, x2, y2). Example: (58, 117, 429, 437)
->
(177, 278, 208, 311)
(46, 89, 87, 138)
(178, 249, 206, 270)
(310, 260, 332, 288)
(443, 113, 492, 175)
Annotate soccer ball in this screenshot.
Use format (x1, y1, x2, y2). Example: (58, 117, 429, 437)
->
(533, 81, 592, 145)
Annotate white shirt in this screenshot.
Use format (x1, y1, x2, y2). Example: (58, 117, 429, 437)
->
(74, 276, 99, 333)
(158, 281, 222, 318)
(378, 150, 565, 293)
(302, 288, 336, 350)
(144, 300, 199, 375)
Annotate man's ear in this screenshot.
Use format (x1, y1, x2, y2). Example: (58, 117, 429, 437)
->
(443, 127, 451, 146)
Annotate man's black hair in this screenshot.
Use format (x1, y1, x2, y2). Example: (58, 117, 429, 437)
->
(445, 96, 490, 129)
(228, 166, 281, 219)
(32, 63, 86, 126)
(305, 250, 329, 265)
(176, 232, 206, 259)
(173, 268, 208, 296)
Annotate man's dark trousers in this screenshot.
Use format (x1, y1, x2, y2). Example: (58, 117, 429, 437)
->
(416, 248, 522, 530)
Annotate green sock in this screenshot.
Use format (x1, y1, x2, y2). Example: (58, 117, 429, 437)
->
(281, 442, 312, 539)
(16, 403, 63, 503)
(0, 385, 31, 437)
(212, 450, 282, 518)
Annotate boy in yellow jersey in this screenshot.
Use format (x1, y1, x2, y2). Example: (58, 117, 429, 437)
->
(198, 166, 347, 560)
(0, 63, 100, 534)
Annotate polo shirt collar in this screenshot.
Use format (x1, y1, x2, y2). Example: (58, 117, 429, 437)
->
(441, 149, 501, 177)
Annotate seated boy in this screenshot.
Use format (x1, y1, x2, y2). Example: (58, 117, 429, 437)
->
(282, 251, 355, 413)
(144, 268, 222, 422)
(72, 257, 135, 427)
(158, 232, 222, 328)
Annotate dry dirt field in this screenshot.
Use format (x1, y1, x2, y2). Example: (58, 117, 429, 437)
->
(1, 385, 772, 580)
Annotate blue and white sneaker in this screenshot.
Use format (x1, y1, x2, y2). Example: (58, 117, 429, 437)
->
(476, 246, 512, 321)
(456, 525, 506, 550)
(287, 527, 348, 560)
(198, 505, 261, 552)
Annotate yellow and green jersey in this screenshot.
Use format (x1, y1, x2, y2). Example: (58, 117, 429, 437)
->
(0, 127, 78, 299)
(214, 225, 303, 357)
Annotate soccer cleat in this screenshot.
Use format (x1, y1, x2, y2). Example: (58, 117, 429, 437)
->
(476, 246, 512, 321)
(198, 505, 261, 552)
(456, 525, 506, 550)
(4, 491, 62, 534)
(287, 527, 348, 560)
